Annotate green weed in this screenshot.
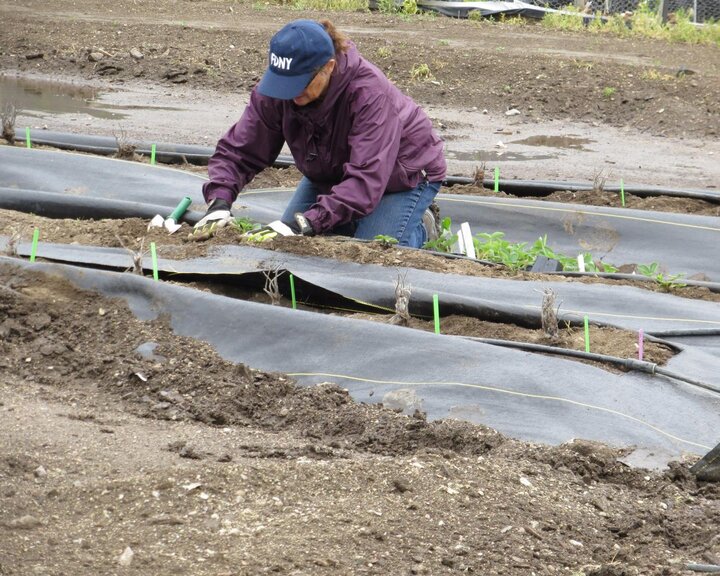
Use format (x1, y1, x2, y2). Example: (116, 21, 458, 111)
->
(540, 1, 720, 46)
(376, 0, 397, 12)
(401, 0, 418, 15)
(376, 46, 392, 59)
(602, 86, 617, 98)
(410, 63, 433, 81)
(641, 68, 675, 81)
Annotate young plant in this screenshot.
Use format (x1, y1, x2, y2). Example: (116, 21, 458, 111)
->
(231, 217, 261, 234)
(637, 262, 686, 291)
(422, 216, 456, 253)
(373, 234, 399, 247)
(473, 232, 539, 271)
(655, 272, 687, 292)
(602, 86, 617, 99)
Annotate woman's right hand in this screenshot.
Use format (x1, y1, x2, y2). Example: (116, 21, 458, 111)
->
(187, 198, 234, 241)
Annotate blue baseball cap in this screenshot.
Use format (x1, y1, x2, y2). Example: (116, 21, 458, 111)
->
(257, 20, 335, 100)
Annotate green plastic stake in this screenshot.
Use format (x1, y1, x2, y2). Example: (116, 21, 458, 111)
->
(289, 274, 297, 309)
(29, 228, 39, 262)
(150, 144, 157, 165)
(620, 179, 626, 207)
(169, 196, 193, 222)
(26, 127, 31, 149)
(494, 167, 500, 192)
(433, 293, 440, 334)
(584, 315, 590, 353)
(150, 242, 159, 280)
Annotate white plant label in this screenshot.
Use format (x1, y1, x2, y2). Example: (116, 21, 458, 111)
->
(460, 222, 476, 259)
(577, 254, 586, 273)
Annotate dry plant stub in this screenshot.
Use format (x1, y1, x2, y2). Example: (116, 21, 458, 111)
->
(390, 272, 412, 326)
(541, 287, 559, 340)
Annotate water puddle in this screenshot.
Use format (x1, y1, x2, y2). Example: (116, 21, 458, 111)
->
(511, 134, 595, 151)
(0, 75, 127, 120)
(447, 149, 557, 162)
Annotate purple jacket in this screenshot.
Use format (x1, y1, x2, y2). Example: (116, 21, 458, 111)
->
(203, 42, 447, 233)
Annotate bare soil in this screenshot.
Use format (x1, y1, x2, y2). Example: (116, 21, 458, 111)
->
(2, 2, 720, 574)
(2, 261, 720, 576)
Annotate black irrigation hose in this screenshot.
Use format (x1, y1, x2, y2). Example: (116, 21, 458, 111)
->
(464, 336, 720, 396)
(26, 130, 720, 203)
(687, 565, 720, 574)
(442, 175, 720, 203)
(547, 271, 720, 294)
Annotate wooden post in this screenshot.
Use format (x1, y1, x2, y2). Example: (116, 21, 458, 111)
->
(658, 0, 668, 22)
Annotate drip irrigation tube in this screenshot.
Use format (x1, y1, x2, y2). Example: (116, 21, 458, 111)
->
(687, 565, 720, 574)
(547, 271, 720, 293)
(26, 130, 720, 203)
(466, 337, 720, 395)
(443, 175, 720, 203)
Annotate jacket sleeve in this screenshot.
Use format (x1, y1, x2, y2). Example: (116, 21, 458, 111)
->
(303, 91, 401, 233)
(202, 89, 285, 205)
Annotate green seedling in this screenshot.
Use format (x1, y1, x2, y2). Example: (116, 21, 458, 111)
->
(373, 234, 399, 247)
(231, 217, 262, 234)
(602, 86, 617, 99)
(423, 216, 456, 253)
(636, 262, 659, 277)
(376, 46, 392, 59)
(637, 261, 687, 292)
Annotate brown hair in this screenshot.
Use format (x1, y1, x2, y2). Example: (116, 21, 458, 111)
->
(320, 19, 349, 54)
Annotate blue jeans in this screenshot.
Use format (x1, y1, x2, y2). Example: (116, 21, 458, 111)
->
(281, 177, 441, 248)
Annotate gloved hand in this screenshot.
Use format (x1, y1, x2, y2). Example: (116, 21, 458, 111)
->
(187, 198, 233, 241)
(244, 213, 315, 243)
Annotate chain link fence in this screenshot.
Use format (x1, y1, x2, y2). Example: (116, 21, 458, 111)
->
(523, 0, 719, 22)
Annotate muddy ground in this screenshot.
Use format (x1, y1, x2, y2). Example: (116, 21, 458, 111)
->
(2, 261, 720, 576)
(1, 0, 719, 187)
(2, 1, 720, 574)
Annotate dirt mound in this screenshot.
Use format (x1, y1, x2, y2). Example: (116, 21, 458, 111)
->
(1, 262, 504, 456)
(2, 258, 719, 576)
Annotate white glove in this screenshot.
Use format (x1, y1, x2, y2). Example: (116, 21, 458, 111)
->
(244, 220, 296, 242)
(188, 199, 233, 241)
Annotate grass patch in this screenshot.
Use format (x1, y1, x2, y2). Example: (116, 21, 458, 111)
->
(539, 2, 720, 45)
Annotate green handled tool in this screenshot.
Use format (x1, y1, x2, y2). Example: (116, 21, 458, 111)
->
(149, 196, 193, 234)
